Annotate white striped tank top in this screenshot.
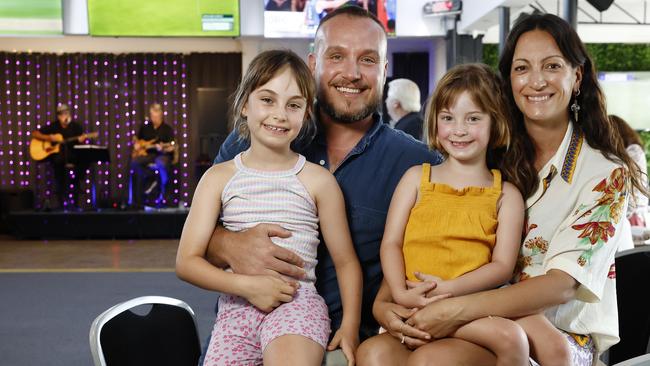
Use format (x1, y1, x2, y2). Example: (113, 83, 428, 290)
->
(220, 152, 320, 284)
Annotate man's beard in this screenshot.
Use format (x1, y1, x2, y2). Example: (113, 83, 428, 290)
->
(319, 89, 382, 124)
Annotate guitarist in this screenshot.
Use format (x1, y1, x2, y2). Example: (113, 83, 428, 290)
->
(130, 103, 176, 208)
(31, 103, 90, 209)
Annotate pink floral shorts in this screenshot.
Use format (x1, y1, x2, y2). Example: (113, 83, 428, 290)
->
(202, 285, 331, 366)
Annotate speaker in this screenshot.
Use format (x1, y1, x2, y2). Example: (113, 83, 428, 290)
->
(0, 189, 34, 233)
(586, 0, 614, 12)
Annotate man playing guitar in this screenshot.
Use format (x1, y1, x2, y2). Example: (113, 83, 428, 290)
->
(31, 103, 93, 210)
(130, 103, 177, 208)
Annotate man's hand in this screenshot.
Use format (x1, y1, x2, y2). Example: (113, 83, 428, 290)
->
(207, 223, 306, 279)
(240, 275, 298, 312)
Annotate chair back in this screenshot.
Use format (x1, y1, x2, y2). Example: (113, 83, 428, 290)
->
(89, 296, 201, 366)
(609, 246, 650, 364)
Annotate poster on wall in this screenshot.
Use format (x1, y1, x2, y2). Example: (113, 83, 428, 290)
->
(263, 0, 395, 38)
(0, 0, 63, 36)
(88, 0, 240, 37)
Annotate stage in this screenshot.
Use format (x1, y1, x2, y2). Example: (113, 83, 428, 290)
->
(5, 208, 188, 239)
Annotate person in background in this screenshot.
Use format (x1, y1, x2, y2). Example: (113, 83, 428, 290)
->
(32, 103, 90, 209)
(130, 103, 176, 208)
(203, 6, 441, 365)
(369, 13, 647, 365)
(610, 114, 649, 246)
(385, 78, 424, 140)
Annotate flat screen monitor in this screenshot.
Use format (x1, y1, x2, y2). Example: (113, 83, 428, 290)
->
(263, 0, 395, 38)
(88, 0, 239, 37)
(0, 0, 63, 36)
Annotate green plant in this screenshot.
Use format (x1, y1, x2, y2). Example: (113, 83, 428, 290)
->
(482, 43, 650, 72)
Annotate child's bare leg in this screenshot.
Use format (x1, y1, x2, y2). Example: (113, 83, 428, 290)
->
(263, 334, 324, 366)
(452, 316, 529, 366)
(357, 332, 411, 366)
(516, 314, 571, 366)
(407, 337, 497, 366)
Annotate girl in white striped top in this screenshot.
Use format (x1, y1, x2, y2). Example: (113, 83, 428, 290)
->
(176, 50, 362, 366)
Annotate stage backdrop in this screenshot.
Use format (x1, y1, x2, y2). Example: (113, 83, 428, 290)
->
(0, 51, 241, 209)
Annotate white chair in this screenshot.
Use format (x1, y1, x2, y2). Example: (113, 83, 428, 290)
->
(89, 296, 201, 366)
(611, 353, 650, 366)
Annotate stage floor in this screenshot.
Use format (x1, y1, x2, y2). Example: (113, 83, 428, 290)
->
(6, 208, 188, 239)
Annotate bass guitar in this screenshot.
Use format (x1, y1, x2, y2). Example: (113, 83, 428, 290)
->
(29, 132, 99, 161)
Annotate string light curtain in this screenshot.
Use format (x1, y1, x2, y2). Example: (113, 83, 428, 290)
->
(0, 52, 191, 209)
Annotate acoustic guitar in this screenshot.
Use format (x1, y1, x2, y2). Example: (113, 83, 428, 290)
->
(132, 138, 179, 164)
(29, 132, 99, 161)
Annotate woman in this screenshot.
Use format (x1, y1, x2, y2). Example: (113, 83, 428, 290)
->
(358, 13, 646, 365)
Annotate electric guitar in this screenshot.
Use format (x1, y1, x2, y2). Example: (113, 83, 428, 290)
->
(29, 132, 99, 161)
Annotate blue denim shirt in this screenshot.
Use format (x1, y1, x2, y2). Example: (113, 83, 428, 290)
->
(215, 112, 442, 340)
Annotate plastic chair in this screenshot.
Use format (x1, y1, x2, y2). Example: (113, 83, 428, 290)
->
(611, 353, 650, 366)
(608, 246, 650, 364)
(89, 296, 201, 366)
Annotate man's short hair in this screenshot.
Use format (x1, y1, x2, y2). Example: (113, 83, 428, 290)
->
(387, 79, 421, 113)
(316, 5, 386, 37)
(56, 103, 70, 114)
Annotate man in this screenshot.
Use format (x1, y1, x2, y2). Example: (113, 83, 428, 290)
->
(130, 103, 176, 208)
(206, 6, 442, 364)
(32, 104, 90, 209)
(386, 78, 424, 140)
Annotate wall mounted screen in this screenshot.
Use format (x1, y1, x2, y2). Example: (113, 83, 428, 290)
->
(0, 0, 63, 36)
(88, 0, 239, 37)
(263, 0, 395, 38)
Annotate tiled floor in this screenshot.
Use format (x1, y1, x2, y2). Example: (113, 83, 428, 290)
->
(0, 235, 178, 272)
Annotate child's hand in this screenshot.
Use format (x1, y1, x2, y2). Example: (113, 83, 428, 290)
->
(408, 272, 450, 298)
(241, 275, 298, 312)
(327, 325, 359, 366)
(394, 281, 439, 309)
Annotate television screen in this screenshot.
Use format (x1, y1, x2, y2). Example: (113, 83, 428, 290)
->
(263, 0, 395, 38)
(0, 0, 62, 36)
(88, 0, 239, 37)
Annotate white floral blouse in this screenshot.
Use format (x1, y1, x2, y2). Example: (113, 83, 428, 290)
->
(513, 122, 631, 352)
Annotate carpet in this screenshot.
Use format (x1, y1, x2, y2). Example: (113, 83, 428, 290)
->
(0, 272, 219, 366)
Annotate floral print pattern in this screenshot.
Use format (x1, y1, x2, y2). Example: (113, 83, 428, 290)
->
(572, 167, 627, 266)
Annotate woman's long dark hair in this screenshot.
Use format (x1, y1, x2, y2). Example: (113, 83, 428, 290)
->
(497, 13, 646, 199)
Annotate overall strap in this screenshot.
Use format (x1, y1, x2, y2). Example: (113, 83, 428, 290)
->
(421, 164, 431, 186)
(491, 169, 502, 190)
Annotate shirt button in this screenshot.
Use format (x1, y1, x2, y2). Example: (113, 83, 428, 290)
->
(319, 160, 325, 165)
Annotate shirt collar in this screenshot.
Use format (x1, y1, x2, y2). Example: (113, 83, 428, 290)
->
(537, 122, 583, 185)
(527, 122, 584, 208)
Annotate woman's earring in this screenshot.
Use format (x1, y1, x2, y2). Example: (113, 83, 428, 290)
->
(570, 89, 581, 122)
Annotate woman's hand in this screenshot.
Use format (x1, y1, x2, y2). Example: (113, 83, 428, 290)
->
(407, 297, 468, 339)
(327, 325, 359, 366)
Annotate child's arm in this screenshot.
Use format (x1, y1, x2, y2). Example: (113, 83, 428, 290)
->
(176, 164, 297, 312)
(303, 164, 362, 364)
(426, 182, 525, 297)
(380, 166, 437, 308)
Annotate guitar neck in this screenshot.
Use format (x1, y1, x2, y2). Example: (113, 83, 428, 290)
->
(63, 132, 96, 143)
